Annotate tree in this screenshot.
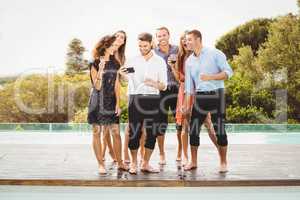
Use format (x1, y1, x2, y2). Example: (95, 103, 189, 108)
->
(65, 38, 88, 75)
(231, 46, 263, 83)
(216, 18, 273, 60)
(0, 74, 90, 123)
(225, 71, 274, 123)
(256, 14, 300, 123)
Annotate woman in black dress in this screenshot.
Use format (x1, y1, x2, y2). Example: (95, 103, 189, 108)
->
(102, 30, 127, 162)
(88, 35, 128, 174)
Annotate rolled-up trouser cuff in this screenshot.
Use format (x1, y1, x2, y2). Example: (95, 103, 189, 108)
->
(217, 134, 228, 146)
(128, 140, 140, 150)
(144, 139, 156, 150)
(190, 133, 200, 146)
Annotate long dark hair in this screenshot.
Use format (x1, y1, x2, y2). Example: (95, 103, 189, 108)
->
(92, 35, 116, 59)
(90, 35, 117, 71)
(114, 30, 127, 65)
(89, 35, 117, 85)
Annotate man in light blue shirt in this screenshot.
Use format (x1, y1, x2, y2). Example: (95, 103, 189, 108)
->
(185, 46, 233, 93)
(183, 29, 233, 173)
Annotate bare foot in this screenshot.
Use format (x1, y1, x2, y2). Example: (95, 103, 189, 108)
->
(141, 164, 160, 173)
(98, 165, 107, 174)
(219, 163, 228, 173)
(139, 160, 143, 167)
(182, 157, 188, 167)
(159, 154, 166, 165)
(117, 162, 129, 172)
(124, 159, 130, 164)
(129, 163, 137, 175)
(183, 163, 197, 171)
(176, 154, 182, 162)
(124, 154, 130, 164)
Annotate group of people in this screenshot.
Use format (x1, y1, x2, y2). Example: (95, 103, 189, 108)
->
(87, 27, 233, 175)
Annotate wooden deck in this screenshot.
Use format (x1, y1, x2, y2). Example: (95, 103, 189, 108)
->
(0, 133, 300, 187)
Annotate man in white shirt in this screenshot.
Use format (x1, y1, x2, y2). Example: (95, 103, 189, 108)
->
(119, 33, 168, 174)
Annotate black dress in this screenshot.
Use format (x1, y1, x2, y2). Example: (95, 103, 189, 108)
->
(87, 55, 120, 125)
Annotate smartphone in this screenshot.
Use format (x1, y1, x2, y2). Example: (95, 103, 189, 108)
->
(126, 67, 135, 73)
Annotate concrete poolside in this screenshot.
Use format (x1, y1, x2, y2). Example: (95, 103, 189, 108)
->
(0, 132, 300, 187)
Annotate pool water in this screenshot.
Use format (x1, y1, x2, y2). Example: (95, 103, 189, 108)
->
(0, 132, 300, 145)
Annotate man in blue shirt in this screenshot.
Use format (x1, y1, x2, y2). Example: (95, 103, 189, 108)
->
(183, 29, 233, 173)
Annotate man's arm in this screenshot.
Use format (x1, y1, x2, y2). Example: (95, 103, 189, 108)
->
(200, 71, 228, 81)
(215, 50, 233, 79)
(144, 59, 168, 91)
(158, 59, 168, 91)
(200, 50, 233, 81)
(182, 62, 195, 115)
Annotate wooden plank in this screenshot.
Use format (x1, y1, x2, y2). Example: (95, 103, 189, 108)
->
(1, 143, 300, 187)
(1, 179, 300, 187)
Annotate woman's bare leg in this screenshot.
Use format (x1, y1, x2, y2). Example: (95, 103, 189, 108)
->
(176, 127, 182, 161)
(101, 128, 116, 162)
(92, 124, 106, 174)
(140, 128, 146, 159)
(110, 124, 128, 170)
(101, 127, 107, 161)
(106, 130, 116, 161)
(181, 120, 189, 166)
(123, 124, 130, 163)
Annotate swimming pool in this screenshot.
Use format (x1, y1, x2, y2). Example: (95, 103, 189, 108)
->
(0, 131, 300, 145)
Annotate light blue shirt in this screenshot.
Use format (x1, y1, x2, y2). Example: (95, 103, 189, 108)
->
(185, 47, 233, 94)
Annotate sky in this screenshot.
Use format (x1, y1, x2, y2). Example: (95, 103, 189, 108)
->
(0, 0, 299, 76)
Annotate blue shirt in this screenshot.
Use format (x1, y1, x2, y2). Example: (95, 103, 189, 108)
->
(154, 45, 179, 86)
(185, 47, 233, 94)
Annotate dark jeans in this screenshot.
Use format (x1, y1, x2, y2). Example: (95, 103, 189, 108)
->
(157, 85, 178, 135)
(128, 94, 160, 150)
(189, 88, 228, 147)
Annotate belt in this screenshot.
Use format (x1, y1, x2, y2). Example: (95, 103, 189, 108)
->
(196, 90, 217, 95)
(131, 94, 159, 97)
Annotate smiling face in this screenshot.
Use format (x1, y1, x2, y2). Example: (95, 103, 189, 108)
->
(181, 36, 187, 51)
(138, 40, 152, 56)
(115, 31, 126, 48)
(106, 41, 119, 55)
(186, 33, 201, 51)
(156, 29, 170, 47)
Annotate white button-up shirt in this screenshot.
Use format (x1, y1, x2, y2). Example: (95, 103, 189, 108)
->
(126, 52, 168, 95)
